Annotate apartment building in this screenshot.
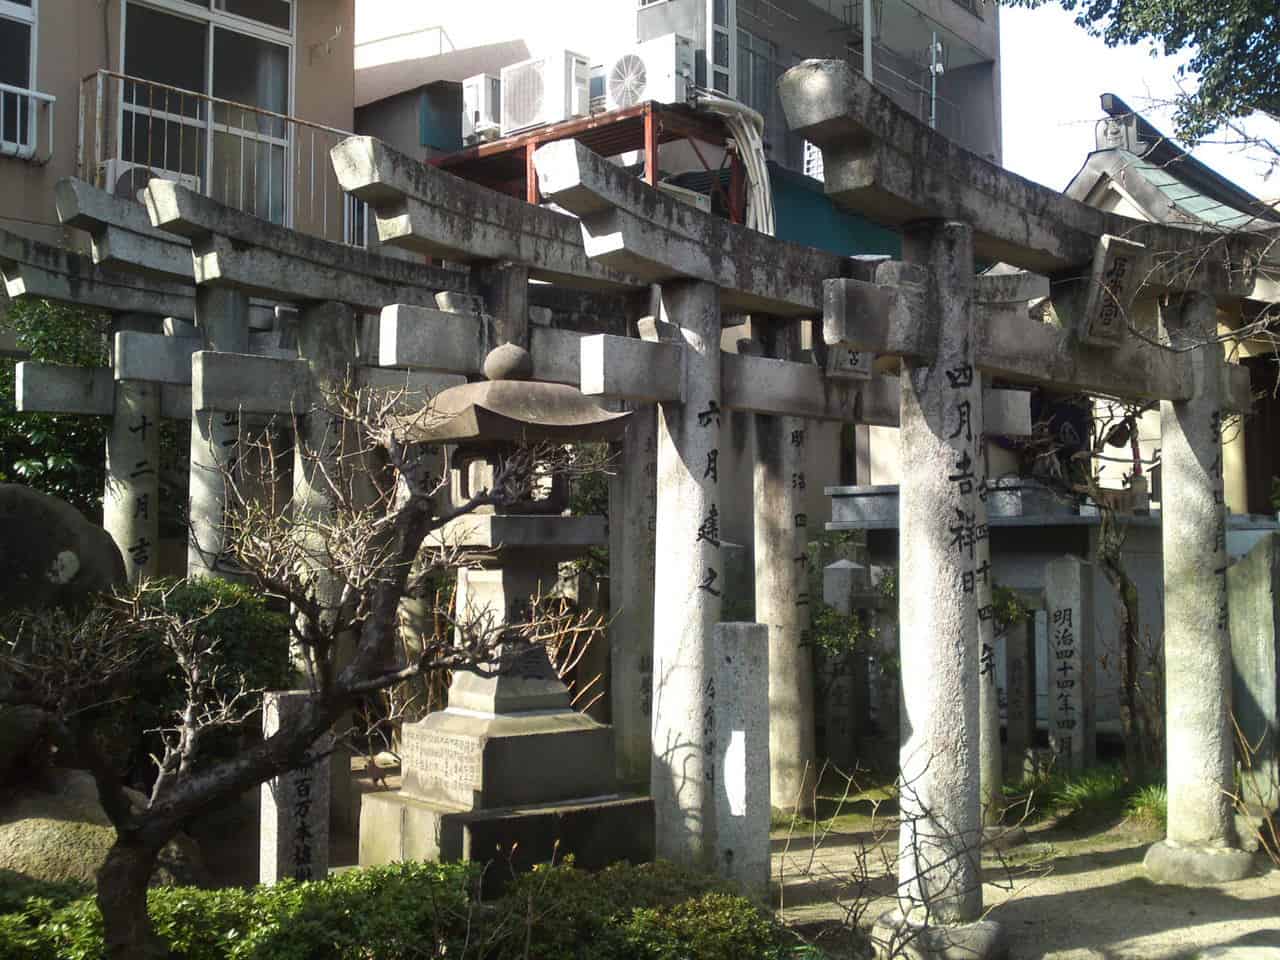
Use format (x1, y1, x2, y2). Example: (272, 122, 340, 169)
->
(0, 0, 356, 249)
(353, 0, 1001, 174)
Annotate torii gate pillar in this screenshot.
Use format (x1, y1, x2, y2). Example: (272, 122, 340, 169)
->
(1145, 292, 1253, 884)
(651, 279, 724, 868)
(876, 220, 1003, 957)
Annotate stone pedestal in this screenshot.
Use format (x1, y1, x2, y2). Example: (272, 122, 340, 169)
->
(360, 514, 653, 894)
(1228, 534, 1280, 811)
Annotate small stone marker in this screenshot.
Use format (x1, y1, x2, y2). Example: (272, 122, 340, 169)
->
(1003, 614, 1036, 778)
(1044, 556, 1096, 771)
(711, 622, 770, 900)
(261, 691, 332, 885)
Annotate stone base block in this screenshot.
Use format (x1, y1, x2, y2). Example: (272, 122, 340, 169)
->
(400, 708, 616, 811)
(872, 910, 1007, 960)
(1143, 839, 1255, 885)
(1233, 804, 1278, 854)
(360, 791, 654, 897)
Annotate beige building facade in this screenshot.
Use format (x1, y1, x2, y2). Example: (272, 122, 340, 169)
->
(0, 0, 356, 250)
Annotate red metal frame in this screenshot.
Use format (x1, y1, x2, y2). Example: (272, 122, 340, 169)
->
(432, 100, 743, 222)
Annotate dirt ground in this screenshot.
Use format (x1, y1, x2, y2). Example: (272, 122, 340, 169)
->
(771, 814, 1280, 959)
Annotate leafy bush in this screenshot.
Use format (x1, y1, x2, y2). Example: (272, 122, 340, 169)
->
(1003, 765, 1155, 828)
(111, 578, 293, 786)
(0, 860, 810, 960)
(0, 299, 110, 516)
(1124, 783, 1167, 829)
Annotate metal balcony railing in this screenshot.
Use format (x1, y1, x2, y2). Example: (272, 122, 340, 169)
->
(77, 69, 367, 246)
(0, 82, 56, 164)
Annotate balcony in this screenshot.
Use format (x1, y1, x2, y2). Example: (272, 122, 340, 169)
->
(78, 70, 365, 246)
(0, 82, 55, 163)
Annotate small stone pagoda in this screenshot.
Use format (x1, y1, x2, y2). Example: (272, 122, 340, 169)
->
(359, 343, 653, 893)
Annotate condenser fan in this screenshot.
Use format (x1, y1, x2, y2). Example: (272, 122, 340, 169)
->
(112, 166, 154, 204)
(608, 53, 648, 108)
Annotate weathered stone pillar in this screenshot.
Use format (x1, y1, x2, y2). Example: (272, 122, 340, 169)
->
(609, 402, 658, 789)
(755, 318, 816, 816)
(293, 301, 357, 608)
(294, 302, 360, 842)
(1146, 291, 1252, 884)
(188, 287, 250, 579)
(1044, 556, 1096, 771)
(878, 220, 1000, 954)
(1003, 615, 1036, 779)
(1228, 533, 1280, 811)
(651, 279, 721, 867)
(711, 621, 770, 899)
(105, 315, 161, 582)
(261, 690, 332, 884)
(976, 483, 1000, 826)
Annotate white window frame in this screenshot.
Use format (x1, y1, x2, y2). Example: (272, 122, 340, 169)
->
(737, 27, 777, 118)
(119, 0, 296, 224)
(0, 0, 38, 159)
(707, 0, 736, 98)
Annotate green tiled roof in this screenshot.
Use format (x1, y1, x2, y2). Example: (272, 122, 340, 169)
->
(1115, 149, 1266, 230)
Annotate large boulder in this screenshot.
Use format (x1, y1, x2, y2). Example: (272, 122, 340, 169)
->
(0, 706, 51, 788)
(0, 484, 124, 612)
(0, 769, 207, 887)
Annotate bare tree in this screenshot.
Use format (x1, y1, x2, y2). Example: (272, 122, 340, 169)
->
(0, 383, 608, 960)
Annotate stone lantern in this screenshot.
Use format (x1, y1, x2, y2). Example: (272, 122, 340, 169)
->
(359, 343, 654, 892)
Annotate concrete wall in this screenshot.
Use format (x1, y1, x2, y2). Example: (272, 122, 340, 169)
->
(0, 0, 115, 247)
(355, 91, 421, 162)
(0, 0, 354, 247)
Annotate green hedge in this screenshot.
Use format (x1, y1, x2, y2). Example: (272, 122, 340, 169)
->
(0, 861, 816, 960)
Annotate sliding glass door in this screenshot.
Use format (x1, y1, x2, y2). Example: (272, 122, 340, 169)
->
(121, 0, 293, 223)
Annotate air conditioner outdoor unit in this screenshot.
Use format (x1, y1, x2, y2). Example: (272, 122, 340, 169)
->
(500, 50, 591, 137)
(462, 73, 501, 145)
(100, 159, 201, 204)
(657, 180, 711, 213)
(605, 33, 694, 111)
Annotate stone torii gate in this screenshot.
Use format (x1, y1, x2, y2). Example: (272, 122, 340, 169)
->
(7, 182, 293, 581)
(529, 136, 1033, 855)
(4, 227, 200, 581)
(782, 59, 1263, 952)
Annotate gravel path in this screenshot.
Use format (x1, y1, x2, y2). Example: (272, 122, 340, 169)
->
(772, 819, 1280, 959)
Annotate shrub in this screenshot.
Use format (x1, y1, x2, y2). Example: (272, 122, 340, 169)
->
(0, 860, 810, 960)
(1125, 783, 1167, 829)
(116, 578, 293, 784)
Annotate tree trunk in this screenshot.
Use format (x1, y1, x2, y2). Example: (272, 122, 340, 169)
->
(97, 836, 167, 960)
(1096, 507, 1146, 781)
